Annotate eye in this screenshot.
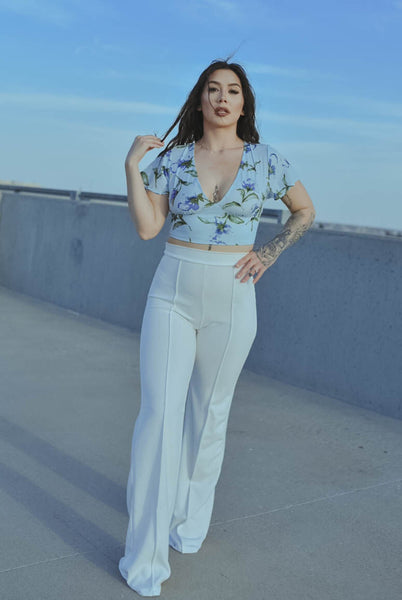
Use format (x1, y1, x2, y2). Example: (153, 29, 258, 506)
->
(208, 87, 239, 94)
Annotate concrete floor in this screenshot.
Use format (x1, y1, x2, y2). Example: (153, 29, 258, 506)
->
(1, 284, 401, 600)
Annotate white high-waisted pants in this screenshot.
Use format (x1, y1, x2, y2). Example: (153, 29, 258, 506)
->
(118, 242, 257, 596)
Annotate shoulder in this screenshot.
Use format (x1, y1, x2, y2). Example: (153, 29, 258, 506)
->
(255, 141, 285, 155)
(244, 141, 267, 150)
(245, 141, 268, 158)
(264, 142, 290, 161)
(264, 144, 294, 172)
(158, 142, 191, 163)
(243, 142, 269, 171)
(254, 142, 283, 160)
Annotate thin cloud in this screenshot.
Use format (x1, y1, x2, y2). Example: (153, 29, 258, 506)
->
(261, 88, 402, 120)
(0, 91, 177, 115)
(74, 36, 125, 56)
(94, 68, 195, 91)
(180, 0, 245, 23)
(322, 95, 402, 120)
(246, 61, 342, 81)
(179, 0, 302, 27)
(0, 0, 72, 25)
(2, 88, 401, 144)
(0, 0, 116, 26)
(259, 109, 402, 142)
(198, 0, 241, 16)
(202, 0, 236, 10)
(2, 91, 401, 142)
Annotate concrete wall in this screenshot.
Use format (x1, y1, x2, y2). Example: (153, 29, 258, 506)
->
(1, 191, 401, 419)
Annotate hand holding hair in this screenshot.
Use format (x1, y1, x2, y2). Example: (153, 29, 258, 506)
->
(125, 134, 164, 168)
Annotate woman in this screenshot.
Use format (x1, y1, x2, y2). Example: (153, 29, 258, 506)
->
(119, 58, 316, 596)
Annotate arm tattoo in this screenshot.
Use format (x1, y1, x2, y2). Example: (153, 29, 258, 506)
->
(255, 207, 315, 266)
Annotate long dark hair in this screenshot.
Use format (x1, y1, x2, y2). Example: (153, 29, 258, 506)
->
(158, 59, 260, 157)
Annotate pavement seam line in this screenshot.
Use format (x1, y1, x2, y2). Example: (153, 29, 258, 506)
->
(0, 543, 124, 574)
(2, 478, 401, 572)
(210, 476, 402, 527)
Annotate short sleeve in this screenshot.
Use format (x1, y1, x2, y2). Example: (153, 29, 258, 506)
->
(266, 144, 300, 202)
(140, 150, 170, 196)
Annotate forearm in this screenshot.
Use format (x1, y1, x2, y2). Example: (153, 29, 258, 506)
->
(125, 160, 158, 239)
(255, 208, 316, 265)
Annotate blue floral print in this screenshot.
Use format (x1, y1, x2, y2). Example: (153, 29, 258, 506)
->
(140, 141, 299, 245)
(177, 195, 202, 211)
(212, 217, 231, 243)
(242, 178, 255, 191)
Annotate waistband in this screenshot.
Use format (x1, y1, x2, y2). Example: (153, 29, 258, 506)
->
(164, 242, 249, 265)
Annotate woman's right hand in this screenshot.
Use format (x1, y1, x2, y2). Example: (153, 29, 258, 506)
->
(125, 135, 164, 168)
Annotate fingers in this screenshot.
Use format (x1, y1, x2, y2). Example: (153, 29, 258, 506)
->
(234, 255, 247, 267)
(126, 134, 164, 166)
(234, 254, 253, 281)
(236, 267, 258, 283)
(252, 270, 264, 284)
(140, 134, 164, 142)
(234, 252, 265, 283)
(138, 134, 164, 150)
(138, 134, 163, 140)
(143, 134, 164, 142)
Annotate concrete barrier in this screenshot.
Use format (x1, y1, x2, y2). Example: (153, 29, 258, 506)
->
(1, 191, 401, 419)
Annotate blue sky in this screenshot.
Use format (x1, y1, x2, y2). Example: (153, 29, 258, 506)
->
(0, 0, 401, 230)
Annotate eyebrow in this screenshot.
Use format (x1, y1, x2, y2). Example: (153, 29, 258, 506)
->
(208, 80, 241, 87)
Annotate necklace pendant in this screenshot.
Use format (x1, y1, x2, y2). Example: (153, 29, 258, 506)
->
(212, 185, 220, 203)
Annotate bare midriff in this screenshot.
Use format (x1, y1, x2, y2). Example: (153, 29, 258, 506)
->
(167, 236, 253, 252)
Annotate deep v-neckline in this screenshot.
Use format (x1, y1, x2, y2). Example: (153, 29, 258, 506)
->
(192, 141, 247, 205)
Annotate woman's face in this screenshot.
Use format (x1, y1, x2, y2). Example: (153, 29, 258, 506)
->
(198, 69, 245, 129)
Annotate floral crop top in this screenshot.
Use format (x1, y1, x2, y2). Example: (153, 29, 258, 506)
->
(140, 141, 300, 246)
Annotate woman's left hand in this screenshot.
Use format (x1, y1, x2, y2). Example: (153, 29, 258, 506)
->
(234, 250, 277, 284)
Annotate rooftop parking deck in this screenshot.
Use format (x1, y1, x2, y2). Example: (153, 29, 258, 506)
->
(1, 284, 402, 600)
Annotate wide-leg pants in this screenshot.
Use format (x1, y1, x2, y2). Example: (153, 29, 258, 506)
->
(118, 241, 257, 596)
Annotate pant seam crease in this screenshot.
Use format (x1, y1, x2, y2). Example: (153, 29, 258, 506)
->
(149, 257, 181, 591)
(185, 268, 236, 526)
